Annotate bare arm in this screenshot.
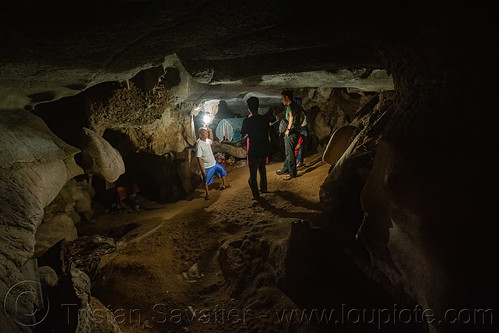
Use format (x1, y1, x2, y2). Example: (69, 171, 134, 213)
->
(207, 128, 214, 141)
(197, 157, 206, 175)
(286, 110, 294, 136)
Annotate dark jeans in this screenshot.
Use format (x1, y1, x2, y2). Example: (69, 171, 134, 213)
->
(248, 156, 267, 198)
(281, 132, 299, 177)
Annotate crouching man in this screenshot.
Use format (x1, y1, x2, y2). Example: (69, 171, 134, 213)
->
(196, 127, 230, 200)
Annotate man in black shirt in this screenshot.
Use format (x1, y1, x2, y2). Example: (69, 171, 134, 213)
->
(241, 96, 270, 200)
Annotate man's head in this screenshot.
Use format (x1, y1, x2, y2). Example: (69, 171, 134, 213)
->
(247, 96, 259, 114)
(293, 97, 302, 106)
(281, 89, 293, 106)
(198, 127, 209, 140)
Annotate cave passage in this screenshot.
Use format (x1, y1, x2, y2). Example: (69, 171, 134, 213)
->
(22, 73, 422, 333)
(2, 2, 497, 332)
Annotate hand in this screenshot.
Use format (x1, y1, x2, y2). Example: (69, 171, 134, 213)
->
(285, 129, 289, 136)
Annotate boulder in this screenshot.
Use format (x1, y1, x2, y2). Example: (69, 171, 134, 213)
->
(211, 142, 247, 159)
(39, 266, 59, 288)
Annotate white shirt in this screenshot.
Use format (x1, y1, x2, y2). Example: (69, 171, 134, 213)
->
(196, 139, 216, 169)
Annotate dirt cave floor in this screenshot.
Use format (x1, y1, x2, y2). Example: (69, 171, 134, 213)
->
(79, 153, 332, 333)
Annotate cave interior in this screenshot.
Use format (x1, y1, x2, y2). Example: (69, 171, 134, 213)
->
(0, 1, 498, 333)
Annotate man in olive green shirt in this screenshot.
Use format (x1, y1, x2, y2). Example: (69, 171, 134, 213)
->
(276, 89, 303, 180)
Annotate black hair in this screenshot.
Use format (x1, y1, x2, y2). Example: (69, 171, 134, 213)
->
(246, 96, 259, 112)
(281, 89, 293, 100)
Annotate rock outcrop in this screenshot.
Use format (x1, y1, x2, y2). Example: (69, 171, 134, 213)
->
(35, 213, 78, 257)
(81, 128, 125, 183)
(0, 109, 83, 331)
(35, 236, 118, 332)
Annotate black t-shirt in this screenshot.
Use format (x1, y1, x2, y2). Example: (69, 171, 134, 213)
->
(241, 114, 270, 158)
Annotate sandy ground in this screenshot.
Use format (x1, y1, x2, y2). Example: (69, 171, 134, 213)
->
(79, 153, 330, 333)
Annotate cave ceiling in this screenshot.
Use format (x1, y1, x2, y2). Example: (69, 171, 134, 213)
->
(0, 1, 494, 109)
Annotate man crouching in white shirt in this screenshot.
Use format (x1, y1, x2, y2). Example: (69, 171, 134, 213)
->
(196, 127, 230, 200)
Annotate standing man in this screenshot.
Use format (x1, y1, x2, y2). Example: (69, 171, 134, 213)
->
(276, 90, 303, 180)
(241, 96, 270, 200)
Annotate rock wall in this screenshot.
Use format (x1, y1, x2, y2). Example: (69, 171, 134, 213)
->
(318, 44, 498, 332)
(33, 61, 202, 204)
(357, 46, 497, 332)
(35, 177, 95, 257)
(0, 109, 83, 331)
(294, 88, 374, 145)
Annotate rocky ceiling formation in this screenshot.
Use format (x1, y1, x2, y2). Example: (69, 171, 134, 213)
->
(1, 1, 498, 332)
(0, 0, 429, 109)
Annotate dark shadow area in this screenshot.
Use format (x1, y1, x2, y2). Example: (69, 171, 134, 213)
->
(300, 158, 325, 175)
(255, 196, 322, 222)
(271, 190, 322, 211)
(275, 221, 425, 333)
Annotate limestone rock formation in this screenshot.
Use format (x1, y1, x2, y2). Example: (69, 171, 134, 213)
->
(34, 236, 118, 332)
(176, 149, 203, 195)
(81, 63, 197, 156)
(211, 142, 247, 159)
(41, 176, 94, 227)
(318, 91, 400, 294)
(39, 266, 59, 288)
(116, 109, 195, 155)
(0, 109, 83, 331)
(72, 268, 120, 333)
(218, 238, 270, 297)
(81, 128, 125, 183)
(86, 82, 172, 134)
(35, 213, 78, 257)
(302, 88, 374, 145)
